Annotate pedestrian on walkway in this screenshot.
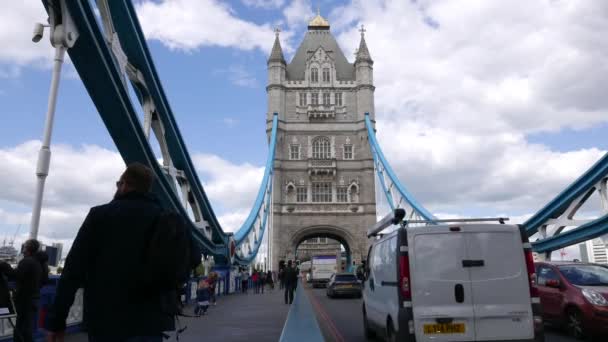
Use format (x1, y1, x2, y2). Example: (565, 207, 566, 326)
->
(266, 270, 274, 290)
(259, 271, 266, 294)
(194, 279, 210, 316)
(284, 260, 298, 304)
(252, 271, 259, 294)
(45, 163, 201, 342)
(207, 271, 217, 306)
(241, 270, 249, 294)
(278, 268, 285, 290)
(0, 239, 48, 342)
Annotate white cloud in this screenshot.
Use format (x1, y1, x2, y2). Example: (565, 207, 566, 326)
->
(135, 0, 286, 53)
(0, 141, 264, 248)
(242, 0, 285, 9)
(214, 65, 259, 88)
(283, 0, 313, 29)
(0, 0, 55, 72)
(333, 0, 608, 135)
(192, 154, 264, 211)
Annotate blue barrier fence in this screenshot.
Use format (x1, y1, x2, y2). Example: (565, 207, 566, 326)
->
(279, 280, 324, 342)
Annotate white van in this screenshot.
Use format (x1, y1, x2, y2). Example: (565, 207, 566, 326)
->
(362, 209, 544, 342)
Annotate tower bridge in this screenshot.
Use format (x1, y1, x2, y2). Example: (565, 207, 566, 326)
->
(11, 1, 608, 341)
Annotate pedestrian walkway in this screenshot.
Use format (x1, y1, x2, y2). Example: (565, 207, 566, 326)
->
(65, 287, 290, 342)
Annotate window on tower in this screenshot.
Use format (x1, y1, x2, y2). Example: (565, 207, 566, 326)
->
(323, 92, 330, 105)
(299, 93, 306, 106)
(322, 68, 330, 83)
(312, 136, 331, 159)
(343, 145, 353, 159)
(337, 187, 348, 202)
(335, 92, 343, 106)
(311, 68, 319, 83)
(312, 182, 332, 202)
(290, 144, 300, 160)
(296, 187, 307, 202)
(311, 93, 319, 105)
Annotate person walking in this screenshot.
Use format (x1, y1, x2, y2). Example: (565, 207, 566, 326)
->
(252, 271, 259, 294)
(241, 270, 249, 294)
(278, 268, 285, 290)
(45, 163, 201, 342)
(259, 271, 266, 294)
(207, 271, 217, 306)
(0, 239, 48, 342)
(194, 279, 210, 316)
(283, 261, 298, 304)
(266, 270, 274, 290)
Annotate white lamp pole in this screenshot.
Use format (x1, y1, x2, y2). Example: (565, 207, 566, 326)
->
(30, 46, 66, 240)
(29, 0, 78, 240)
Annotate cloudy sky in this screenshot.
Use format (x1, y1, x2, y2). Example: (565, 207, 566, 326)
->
(1, 0, 607, 259)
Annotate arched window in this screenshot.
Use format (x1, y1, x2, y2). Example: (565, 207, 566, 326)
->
(348, 183, 359, 203)
(312, 136, 331, 159)
(310, 67, 319, 83)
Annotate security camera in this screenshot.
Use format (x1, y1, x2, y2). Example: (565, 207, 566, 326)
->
(32, 23, 47, 43)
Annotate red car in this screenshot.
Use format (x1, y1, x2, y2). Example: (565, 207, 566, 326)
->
(535, 261, 608, 339)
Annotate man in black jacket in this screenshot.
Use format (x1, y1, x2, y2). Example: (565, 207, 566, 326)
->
(45, 163, 200, 342)
(0, 239, 44, 342)
(283, 260, 298, 304)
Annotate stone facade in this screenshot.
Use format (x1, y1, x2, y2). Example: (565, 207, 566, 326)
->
(267, 15, 377, 270)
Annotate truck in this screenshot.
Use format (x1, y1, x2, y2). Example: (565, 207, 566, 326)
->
(311, 255, 337, 288)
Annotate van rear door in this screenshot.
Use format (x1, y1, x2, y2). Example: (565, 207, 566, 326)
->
(464, 224, 534, 340)
(410, 227, 476, 342)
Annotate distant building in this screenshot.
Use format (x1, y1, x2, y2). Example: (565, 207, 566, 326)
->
(52, 242, 64, 260)
(579, 237, 608, 264)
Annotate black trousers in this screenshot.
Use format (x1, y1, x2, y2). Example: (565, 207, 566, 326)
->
(14, 300, 37, 342)
(284, 284, 295, 304)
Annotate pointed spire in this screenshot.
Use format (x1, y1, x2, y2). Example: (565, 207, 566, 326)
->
(268, 27, 286, 64)
(355, 24, 373, 64)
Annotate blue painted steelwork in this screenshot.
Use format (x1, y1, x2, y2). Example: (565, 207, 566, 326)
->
(524, 152, 608, 235)
(532, 214, 608, 253)
(106, 0, 227, 245)
(364, 113, 436, 221)
(234, 114, 278, 243)
(523, 151, 608, 252)
(40, 1, 277, 264)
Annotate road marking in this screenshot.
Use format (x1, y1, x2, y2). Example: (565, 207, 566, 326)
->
(304, 286, 346, 342)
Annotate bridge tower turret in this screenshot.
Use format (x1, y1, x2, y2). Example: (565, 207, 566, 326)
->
(267, 28, 287, 122)
(355, 25, 375, 122)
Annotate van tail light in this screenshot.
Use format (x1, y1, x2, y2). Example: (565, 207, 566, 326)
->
(524, 249, 539, 298)
(399, 255, 411, 300)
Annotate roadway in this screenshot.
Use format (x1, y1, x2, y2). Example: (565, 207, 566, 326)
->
(305, 285, 578, 342)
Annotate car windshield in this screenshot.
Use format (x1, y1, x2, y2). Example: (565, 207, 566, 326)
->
(558, 265, 608, 286)
(335, 274, 357, 282)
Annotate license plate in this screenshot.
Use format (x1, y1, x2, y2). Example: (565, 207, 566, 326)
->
(339, 285, 352, 288)
(423, 323, 465, 334)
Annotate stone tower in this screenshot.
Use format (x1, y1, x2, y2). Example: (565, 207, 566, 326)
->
(267, 14, 376, 269)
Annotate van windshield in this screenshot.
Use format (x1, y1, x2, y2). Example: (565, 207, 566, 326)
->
(558, 265, 608, 286)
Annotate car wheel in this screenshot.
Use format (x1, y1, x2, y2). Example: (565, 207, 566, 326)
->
(386, 319, 397, 342)
(363, 305, 375, 339)
(566, 308, 585, 340)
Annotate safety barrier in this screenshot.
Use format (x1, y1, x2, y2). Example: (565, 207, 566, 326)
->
(0, 276, 83, 341)
(279, 280, 324, 342)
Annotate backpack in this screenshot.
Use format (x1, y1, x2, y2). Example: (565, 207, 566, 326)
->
(141, 211, 192, 293)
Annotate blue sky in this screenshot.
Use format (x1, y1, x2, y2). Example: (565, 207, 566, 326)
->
(1, 0, 607, 260)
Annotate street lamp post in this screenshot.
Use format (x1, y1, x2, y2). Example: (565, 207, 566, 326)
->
(29, 0, 78, 240)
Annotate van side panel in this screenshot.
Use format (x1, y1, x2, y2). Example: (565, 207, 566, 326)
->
(464, 227, 534, 340)
(410, 231, 477, 341)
